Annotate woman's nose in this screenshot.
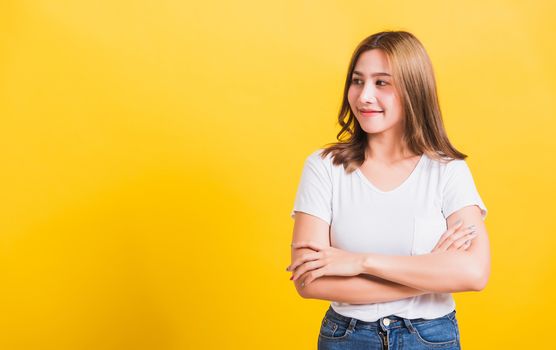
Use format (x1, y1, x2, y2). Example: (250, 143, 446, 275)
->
(358, 82, 378, 103)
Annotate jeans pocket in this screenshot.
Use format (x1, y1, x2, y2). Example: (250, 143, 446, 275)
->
(319, 316, 351, 341)
(449, 313, 461, 341)
(412, 316, 459, 347)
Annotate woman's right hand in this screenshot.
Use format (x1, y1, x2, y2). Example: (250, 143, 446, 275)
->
(431, 220, 477, 253)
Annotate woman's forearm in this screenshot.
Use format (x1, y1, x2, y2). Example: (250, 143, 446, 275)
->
(297, 274, 428, 304)
(361, 251, 479, 293)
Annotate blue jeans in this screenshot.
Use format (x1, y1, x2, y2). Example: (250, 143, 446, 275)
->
(318, 306, 461, 350)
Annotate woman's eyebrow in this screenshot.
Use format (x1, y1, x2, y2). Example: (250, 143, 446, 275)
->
(352, 70, 391, 77)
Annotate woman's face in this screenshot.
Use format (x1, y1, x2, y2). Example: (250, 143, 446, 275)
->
(348, 49, 404, 137)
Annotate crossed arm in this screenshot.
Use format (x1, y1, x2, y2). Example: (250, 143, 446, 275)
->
(290, 205, 491, 303)
(292, 274, 429, 304)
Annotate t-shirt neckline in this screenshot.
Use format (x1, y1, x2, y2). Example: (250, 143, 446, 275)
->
(355, 154, 426, 194)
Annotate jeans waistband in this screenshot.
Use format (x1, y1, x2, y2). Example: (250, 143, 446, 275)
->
(325, 305, 456, 330)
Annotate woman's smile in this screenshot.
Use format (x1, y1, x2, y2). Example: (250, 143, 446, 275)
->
(360, 110, 383, 116)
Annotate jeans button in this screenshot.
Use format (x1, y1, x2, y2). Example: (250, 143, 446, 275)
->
(382, 318, 391, 326)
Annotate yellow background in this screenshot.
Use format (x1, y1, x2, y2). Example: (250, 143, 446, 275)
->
(1, 1, 555, 349)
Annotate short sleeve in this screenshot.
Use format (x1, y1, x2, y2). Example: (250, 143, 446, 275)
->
(290, 150, 333, 225)
(441, 159, 488, 221)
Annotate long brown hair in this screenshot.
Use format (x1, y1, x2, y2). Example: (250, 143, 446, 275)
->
(321, 30, 466, 173)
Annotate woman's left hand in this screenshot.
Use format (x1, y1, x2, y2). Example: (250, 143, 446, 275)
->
(286, 241, 366, 287)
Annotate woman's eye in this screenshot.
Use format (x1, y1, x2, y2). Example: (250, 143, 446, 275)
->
(350, 79, 388, 86)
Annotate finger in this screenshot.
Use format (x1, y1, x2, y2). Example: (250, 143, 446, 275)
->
(448, 226, 477, 244)
(438, 231, 467, 251)
(292, 259, 326, 281)
(454, 238, 472, 251)
(291, 240, 324, 251)
(437, 226, 477, 251)
(434, 228, 464, 252)
(434, 220, 464, 249)
(436, 221, 469, 245)
(460, 240, 471, 250)
(300, 267, 327, 287)
(446, 232, 478, 251)
(288, 251, 321, 271)
(454, 233, 478, 250)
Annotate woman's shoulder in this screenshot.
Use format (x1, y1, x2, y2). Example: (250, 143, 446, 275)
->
(305, 147, 334, 165)
(300, 148, 345, 178)
(423, 153, 479, 187)
(424, 152, 468, 170)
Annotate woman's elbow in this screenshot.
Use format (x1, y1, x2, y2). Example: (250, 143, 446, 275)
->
(294, 279, 315, 299)
(293, 279, 309, 299)
(469, 265, 490, 291)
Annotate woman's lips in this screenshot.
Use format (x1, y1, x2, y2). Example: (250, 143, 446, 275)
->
(360, 110, 383, 116)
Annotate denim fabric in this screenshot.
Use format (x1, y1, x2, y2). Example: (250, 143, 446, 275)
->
(318, 305, 461, 350)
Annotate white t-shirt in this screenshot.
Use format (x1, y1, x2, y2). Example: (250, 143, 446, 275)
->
(290, 148, 488, 322)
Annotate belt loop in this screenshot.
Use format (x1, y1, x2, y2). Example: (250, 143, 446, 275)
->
(403, 318, 416, 333)
(347, 318, 357, 333)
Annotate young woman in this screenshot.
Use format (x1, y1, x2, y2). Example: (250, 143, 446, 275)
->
(287, 31, 490, 350)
